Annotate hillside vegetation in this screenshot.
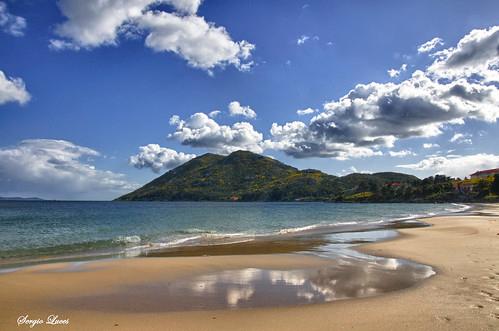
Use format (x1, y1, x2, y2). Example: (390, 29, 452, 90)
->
(117, 151, 499, 202)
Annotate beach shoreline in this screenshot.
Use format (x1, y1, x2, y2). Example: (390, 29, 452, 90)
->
(1, 203, 498, 330)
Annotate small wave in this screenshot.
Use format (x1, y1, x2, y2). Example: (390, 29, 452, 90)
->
(200, 232, 248, 239)
(367, 220, 385, 224)
(150, 233, 250, 248)
(395, 214, 423, 221)
(445, 203, 471, 213)
(334, 221, 359, 226)
(278, 224, 323, 234)
(278, 221, 359, 235)
(113, 235, 141, 244)
(150, 236, 203, 248)
(176, 228, 217, 235)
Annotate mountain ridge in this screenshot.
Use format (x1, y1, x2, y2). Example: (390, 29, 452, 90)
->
(117, 150, 435, 202)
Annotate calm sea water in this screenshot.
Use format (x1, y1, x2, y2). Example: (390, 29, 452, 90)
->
(0, 201, 468, 264)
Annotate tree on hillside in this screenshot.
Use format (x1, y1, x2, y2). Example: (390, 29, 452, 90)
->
(492, 174, 499, 195)
(475, 179, 490, 198)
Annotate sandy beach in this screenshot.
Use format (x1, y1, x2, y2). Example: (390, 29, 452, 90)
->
(1, 204, 498, 331)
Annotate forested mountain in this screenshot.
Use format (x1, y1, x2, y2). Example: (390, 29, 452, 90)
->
(118, 150, 466, 202)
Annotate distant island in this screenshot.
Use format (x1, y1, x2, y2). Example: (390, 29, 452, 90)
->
(117, 151, 499, 203)
(0, 197, 44, 201)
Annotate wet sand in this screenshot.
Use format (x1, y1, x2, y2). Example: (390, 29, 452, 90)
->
(1, 204, 498, 330)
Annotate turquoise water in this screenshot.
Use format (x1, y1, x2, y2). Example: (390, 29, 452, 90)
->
(0, 201, 468, 263)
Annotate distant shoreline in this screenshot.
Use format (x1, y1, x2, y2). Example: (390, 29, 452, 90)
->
(0, 197, 44, 201)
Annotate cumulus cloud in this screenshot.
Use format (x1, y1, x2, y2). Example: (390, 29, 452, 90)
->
(0, 1, 26, 36)
(428, 26, 499, 82)
(387, 64, 407, 78)
(449, 132, 472, 144)
(296, 107, 317, 116)
(0, 139, 137, 200)
(51, 0, 254, 72)
(417, 37, 444, 53)
(138, 11, 254, 72)
(263, 121, 383, 160)
(0, 70, 31, 105)
(269, 69, 498, 159)
(163, 0, 203, 14)
(228, 101, 256, 119)
(397, 153, 499, 178)
(168, 112, 263, 154)
(52, 0, 151, 48)
(152, 26, 499, 161)
(263, 26, 499, 159)
(422, 143, 439, 149)
(388, 150, 416, 157)
(129, 144, 195, 172)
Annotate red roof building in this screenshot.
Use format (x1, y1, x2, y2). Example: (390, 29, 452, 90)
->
(470, 168, 499, 179)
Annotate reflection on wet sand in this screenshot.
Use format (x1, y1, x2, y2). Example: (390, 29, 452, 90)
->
(60, 253, 434, 312)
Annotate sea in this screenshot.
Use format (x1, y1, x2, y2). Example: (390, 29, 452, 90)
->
(0, 201, 470, 267)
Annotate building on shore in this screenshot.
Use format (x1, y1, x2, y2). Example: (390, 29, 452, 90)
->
(454, 168, 499, 193)
(470, 168, 499, 179)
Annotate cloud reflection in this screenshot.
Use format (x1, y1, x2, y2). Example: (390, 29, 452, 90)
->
(60, 254, 435, 312)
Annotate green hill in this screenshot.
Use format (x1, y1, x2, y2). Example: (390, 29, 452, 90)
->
(117, 151, 422, 202)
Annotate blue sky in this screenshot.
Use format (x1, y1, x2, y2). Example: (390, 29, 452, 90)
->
(0, 0, 498, 199)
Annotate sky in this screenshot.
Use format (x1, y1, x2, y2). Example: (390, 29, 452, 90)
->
(0, 0, 498, 200)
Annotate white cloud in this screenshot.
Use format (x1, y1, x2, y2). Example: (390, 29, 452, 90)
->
(156, 26, 499, 161)
(397, 153, 499, 178)
(169, 112, 264, 154)
(338, 166, 371, 176)
(263, 121, 383, 160)
(53, 0, 152, 48)
(51, 0, 254, 73)
(422, 143, 439, 149)
(138, 11, 255, 72)
(296, 35, 310, 45)
(296, 35, 319, 45)
(0, 70, 31, 105)
(0, 1, 26, 36)
(129, 144, 195, 172)
(228, 101, 256, 119)
(263, 26, 499, 159)
(296, 108, 317, 116)
(388, 150, 416, 157)
(417, 37, 444, 53)
(163, 0, 203, 14)
(428, 26, 499, 83)
(208, 110, 221, 118)
(449, 132, 472, 144)
(49, 38, 81, 51)
(387, 63, 407, 78)
(270, 69, 499, 159)
(0, 139, 137, 200)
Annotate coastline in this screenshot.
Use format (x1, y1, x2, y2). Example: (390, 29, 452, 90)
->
(0, 202, 468, 268)
(1, 204, 498, 330)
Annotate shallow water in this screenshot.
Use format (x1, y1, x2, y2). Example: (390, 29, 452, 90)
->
(0, 201, 467, 265)
(59, 232, 434, 311)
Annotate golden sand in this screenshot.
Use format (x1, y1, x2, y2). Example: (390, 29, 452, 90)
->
(1, 204, 498, 330)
